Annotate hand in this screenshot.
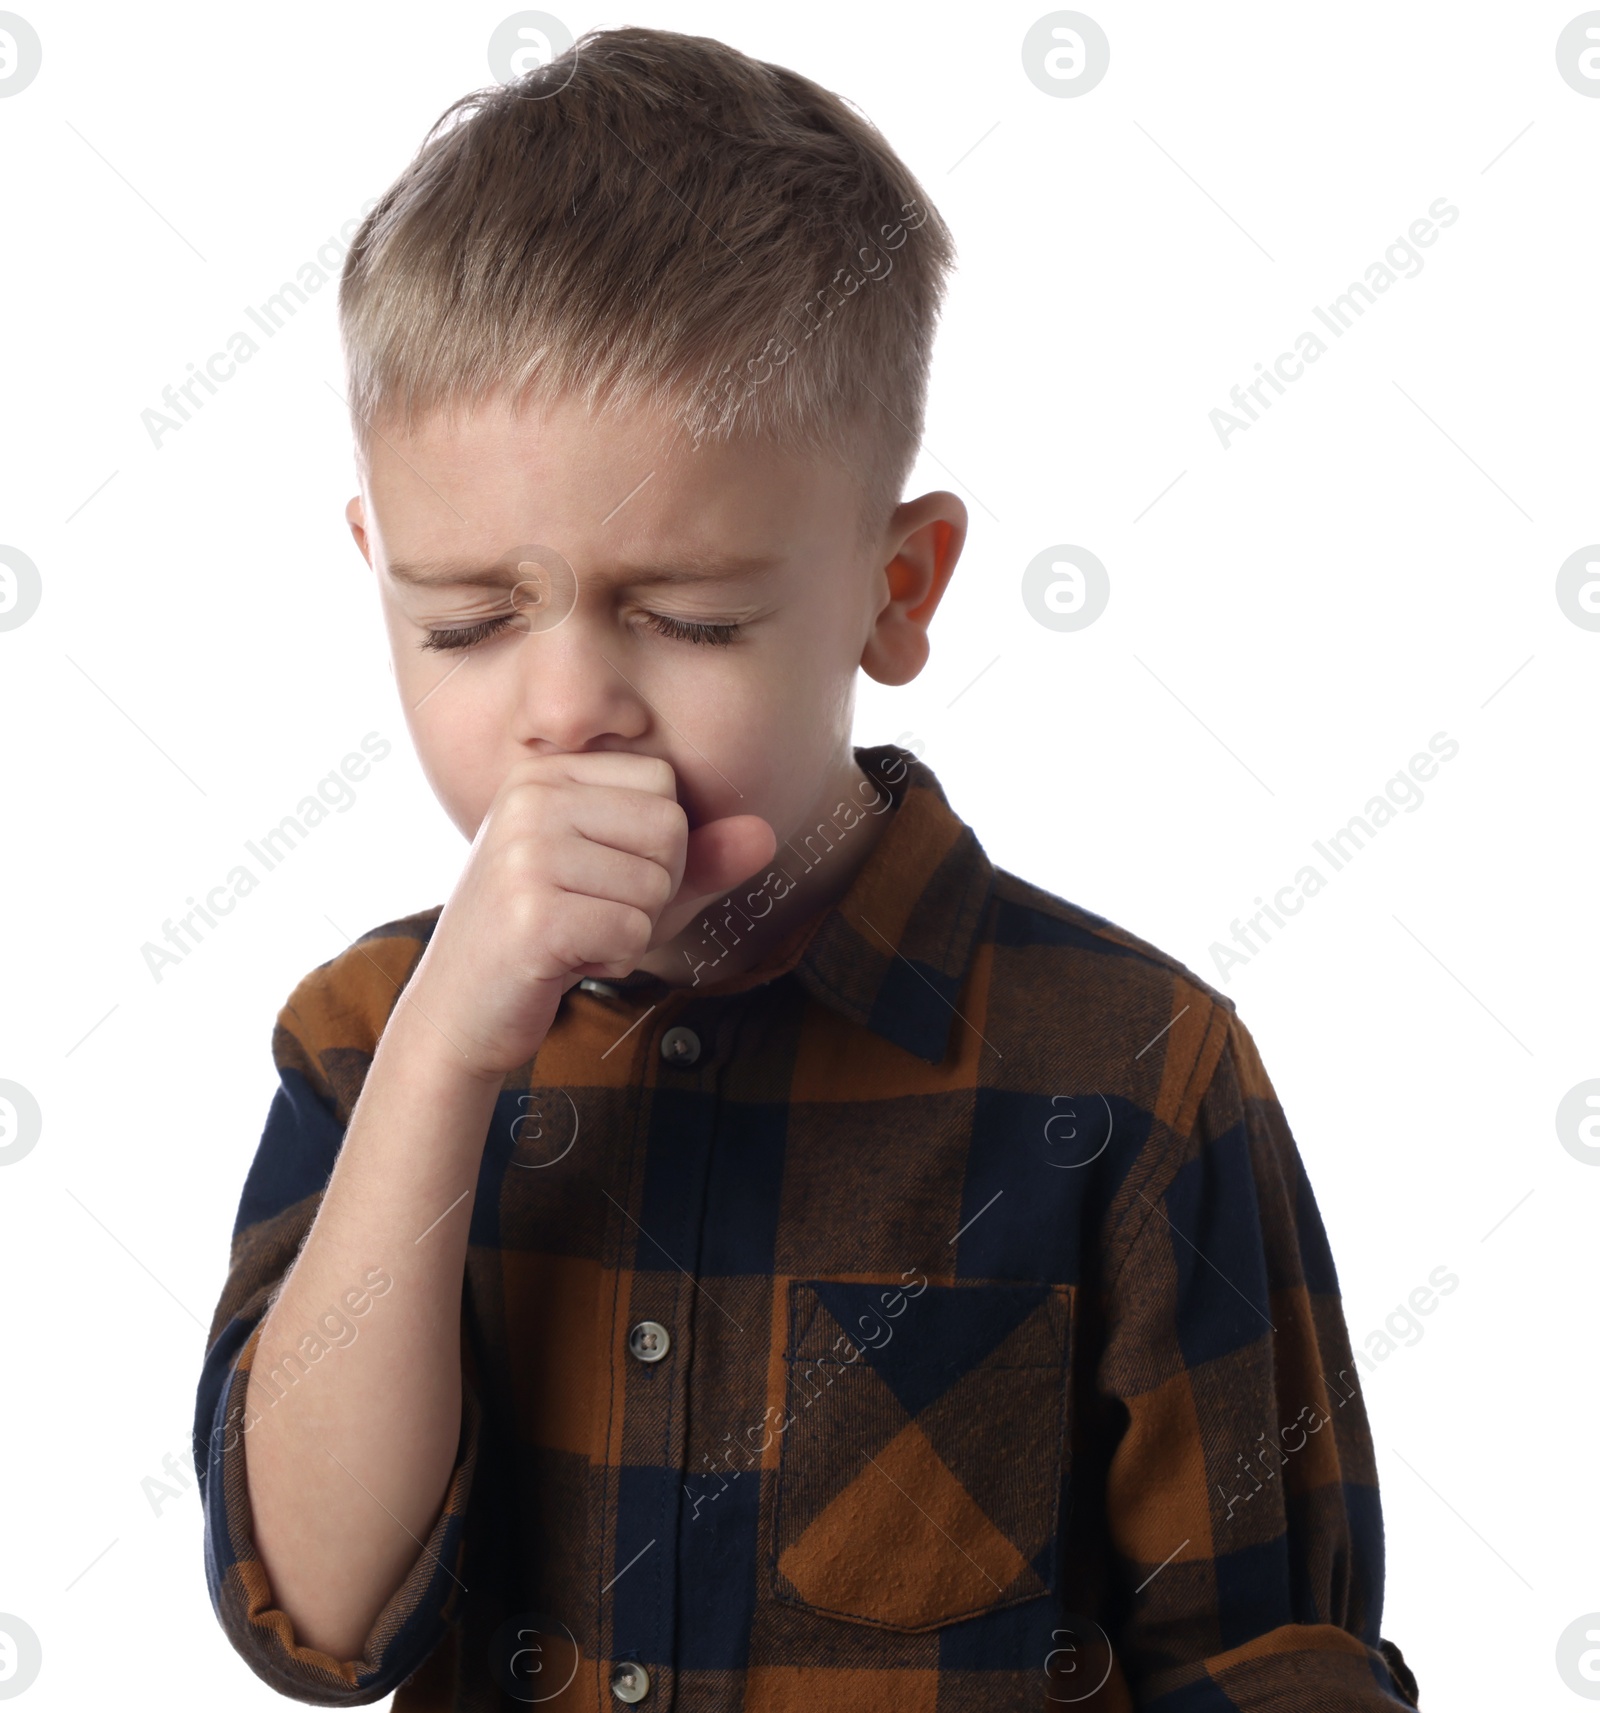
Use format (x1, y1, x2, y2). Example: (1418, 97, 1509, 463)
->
(397, 751, 774, 1083)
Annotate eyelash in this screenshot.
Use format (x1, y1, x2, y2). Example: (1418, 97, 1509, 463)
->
(417, 611, 744, 652)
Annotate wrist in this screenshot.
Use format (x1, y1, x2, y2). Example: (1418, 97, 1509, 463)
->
(379, 994, 517, 1091)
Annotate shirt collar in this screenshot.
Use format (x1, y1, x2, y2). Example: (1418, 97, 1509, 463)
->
(630, 743, 993, 1065)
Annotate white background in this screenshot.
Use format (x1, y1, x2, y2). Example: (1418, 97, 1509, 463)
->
(2, 3, 1595, 1708)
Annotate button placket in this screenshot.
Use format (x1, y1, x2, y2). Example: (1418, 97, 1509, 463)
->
(605, 1005, 719, 1693)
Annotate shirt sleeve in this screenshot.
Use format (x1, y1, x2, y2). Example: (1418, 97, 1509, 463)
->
(191, 980, 483, 1706)
(1092, 1001, 1421, 1709)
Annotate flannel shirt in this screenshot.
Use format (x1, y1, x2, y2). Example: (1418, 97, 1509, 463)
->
(194, 741, 1422, 1710)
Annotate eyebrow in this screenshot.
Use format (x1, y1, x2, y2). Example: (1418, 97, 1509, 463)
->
(386, 551, 786, 589)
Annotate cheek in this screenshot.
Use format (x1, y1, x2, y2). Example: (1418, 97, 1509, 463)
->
(409, 722, 485, 827)
(685, 669, 842, 814)
(393, 660, 503, 824)
(701, 651, 826, 751)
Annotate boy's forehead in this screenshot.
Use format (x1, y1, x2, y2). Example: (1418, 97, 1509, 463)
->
(384, 548, 787, 591)
(363, 395, 861, 570)
(371, 392, 820, 486)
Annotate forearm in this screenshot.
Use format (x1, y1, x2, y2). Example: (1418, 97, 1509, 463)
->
(240, 1003, 505, 1661)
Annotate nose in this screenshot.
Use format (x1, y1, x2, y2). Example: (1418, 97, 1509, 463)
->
(510, 601, 650, 753)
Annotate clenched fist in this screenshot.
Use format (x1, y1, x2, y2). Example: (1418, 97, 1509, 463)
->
(399, 752, 775, 1083)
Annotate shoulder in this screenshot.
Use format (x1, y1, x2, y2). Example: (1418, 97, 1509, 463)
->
(271, 905, 443, 1118)
(986, 863, 1236, 1018)
(980, 868, 1270, 1270)
(979, 864, 1246, 1138)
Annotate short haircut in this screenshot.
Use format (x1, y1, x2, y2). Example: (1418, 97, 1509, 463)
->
(337, 25, 956, 552)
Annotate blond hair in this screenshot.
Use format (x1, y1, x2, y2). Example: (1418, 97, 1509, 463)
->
(337, 25, 956, 549)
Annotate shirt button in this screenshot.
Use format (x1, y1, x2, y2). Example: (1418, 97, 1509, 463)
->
(659, 1025, 701, 1067)
(627, 1319, 671, 1363)
(611, 1660, 651, 1702)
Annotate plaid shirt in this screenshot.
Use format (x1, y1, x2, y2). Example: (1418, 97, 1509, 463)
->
(194, 742, 1421, 1710)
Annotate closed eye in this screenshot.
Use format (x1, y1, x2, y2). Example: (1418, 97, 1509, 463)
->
(639, 612, 742, 647)
(418, 610, 745, 652)
(418, 613, 519, 652)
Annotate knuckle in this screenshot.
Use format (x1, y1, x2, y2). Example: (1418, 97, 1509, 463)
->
(650, 794, 689, 844)
(497, 838, 545, 884)
(499, 779, 552, 831)
(646, 861, 676, 910)
(503, 884, 549, 941)
(618, 903, 653, 956)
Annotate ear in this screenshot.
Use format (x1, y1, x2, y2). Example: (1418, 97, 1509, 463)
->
(859, 492, 967, 687)
(345, 494, 374, 567)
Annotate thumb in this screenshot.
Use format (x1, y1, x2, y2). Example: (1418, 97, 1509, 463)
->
(679, 813, 778, 903)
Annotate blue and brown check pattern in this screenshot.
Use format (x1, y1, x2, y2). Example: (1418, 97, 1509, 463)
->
(194, 742, 1421, 1709)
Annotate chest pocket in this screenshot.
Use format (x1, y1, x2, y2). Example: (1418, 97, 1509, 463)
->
(767, 1276, 1072, 1631)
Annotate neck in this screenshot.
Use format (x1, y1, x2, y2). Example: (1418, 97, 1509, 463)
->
(638, 749, 898, 989)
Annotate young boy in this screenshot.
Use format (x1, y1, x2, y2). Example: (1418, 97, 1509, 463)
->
(194, 25, 1421, 1711)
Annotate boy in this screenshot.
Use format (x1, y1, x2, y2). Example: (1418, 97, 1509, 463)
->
(194, 25, 1421, 1711)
